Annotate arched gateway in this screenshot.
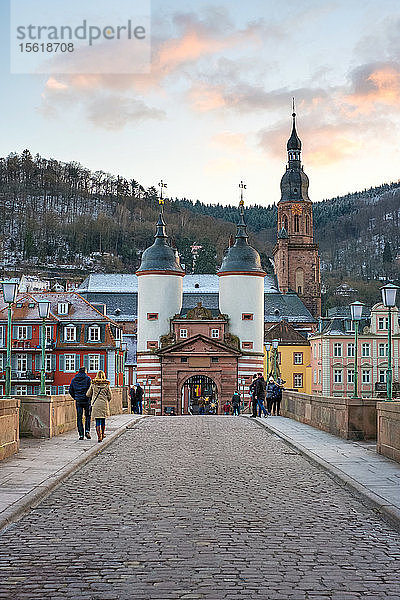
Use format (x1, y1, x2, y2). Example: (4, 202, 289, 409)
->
(181, 375, 218, 415)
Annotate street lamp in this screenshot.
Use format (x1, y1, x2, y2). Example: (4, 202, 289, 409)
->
(121, 342, 127, 387)
(38, 300, 50, 396)
(380, 283, 399, 401)
(272, 339, 279, 379)
(1, 281, 19, 397)
(264, 342, 271, 378)
(350, 301, 364, 399)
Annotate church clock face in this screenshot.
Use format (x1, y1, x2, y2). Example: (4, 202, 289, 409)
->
(291, 204, 303, 215)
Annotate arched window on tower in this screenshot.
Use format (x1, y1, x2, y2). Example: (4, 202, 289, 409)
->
(282, 214, 288, 231)
(296, 268, 304, 295)
(306, 214, 310, 234)
(294, 214, 300, 233)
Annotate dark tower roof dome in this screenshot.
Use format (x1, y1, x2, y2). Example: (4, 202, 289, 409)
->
(136, 213, 184, 274)
(218, 210, 265, 275)
(280, 167, 310, 202)
(287, 112, 302, 150)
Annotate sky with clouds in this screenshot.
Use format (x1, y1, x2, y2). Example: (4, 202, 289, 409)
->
(2, 0, 400, 206)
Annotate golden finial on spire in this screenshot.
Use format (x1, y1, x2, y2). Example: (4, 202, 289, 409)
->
(239, 180, 246, 214)
(158, 179, 167, 205)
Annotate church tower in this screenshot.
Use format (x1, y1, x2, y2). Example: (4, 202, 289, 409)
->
(273, 106, 321, 318)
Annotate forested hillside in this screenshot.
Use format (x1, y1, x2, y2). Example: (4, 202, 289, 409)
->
(0, 150, 399, 285)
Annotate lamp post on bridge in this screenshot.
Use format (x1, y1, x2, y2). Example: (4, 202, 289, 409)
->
(1, 281, 19, 398)
(350, 301, 364, 399)
(264, 342, 271, 378)
(38, 300, 51, 396)
(380, 283, 399, 401)
(272, 339, 279, 380)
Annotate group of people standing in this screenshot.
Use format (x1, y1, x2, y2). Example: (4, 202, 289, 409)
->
(249, 372, 284, 418)
(69, 366, 112, 442)
(129, 383, 144, 414)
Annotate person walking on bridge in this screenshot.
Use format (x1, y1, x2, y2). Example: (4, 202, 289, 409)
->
(231, 391, 241, 416)
(86, 370, 111, 443)
(69, 366, 92, 440)
(255, 372, 267, 418)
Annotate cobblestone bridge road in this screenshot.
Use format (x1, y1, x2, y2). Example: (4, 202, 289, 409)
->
(1, 417, 400, 600)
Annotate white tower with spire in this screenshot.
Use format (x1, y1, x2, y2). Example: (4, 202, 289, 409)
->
(218, 199, 265, 378)
(136, 211, 185, 413)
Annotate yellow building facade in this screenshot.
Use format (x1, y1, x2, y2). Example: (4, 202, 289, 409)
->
(264, 320, 312, 394)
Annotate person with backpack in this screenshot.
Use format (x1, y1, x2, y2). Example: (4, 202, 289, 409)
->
(86, 370, 112, 442)
(69, 366, 92, 440)
(231, 391, 241, 416)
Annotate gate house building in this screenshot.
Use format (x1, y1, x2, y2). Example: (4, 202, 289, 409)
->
(78, 112, 320, 413)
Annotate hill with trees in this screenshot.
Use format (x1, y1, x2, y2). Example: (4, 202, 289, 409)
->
(0, 150, 399, 308)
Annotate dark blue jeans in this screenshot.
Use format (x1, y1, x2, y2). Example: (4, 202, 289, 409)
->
(233, 405, 240, 415)
(76, 402, 91, 437)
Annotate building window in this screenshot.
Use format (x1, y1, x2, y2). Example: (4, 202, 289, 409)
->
(334, 369, 342, 383)
(147, 341, 158, 350)
(294, 214, 300, 233)
(65, 354, 76, 372)
(378, 317, 388, 330)
(45, 325, 53, 343)
(211, 329, 220, 339)
(295, 268, 304, 296)
(293, 352, 303, 365)
(318, 344, 321, 358)
(16, 385, 28, 395)
(347, 370, 354, 384)
(45, 385, 52, 395)
(17, 354, 28, 372)
(17, 326, 28, 340)
(45, 355, 53, 372)
(147, 313, 158, 321)
(362, 369, 371, 384)
(242, 341, 254, 350)
(211, 357, 219, 363)
(88, 325, 101, 342)
(242, 313, 253, 320)
(293, 373, 303, 388)
(64, 325, 76, 342)
(347, 343, 355, 357)
(361, 343, 370, 357)
(58, 302, 69, 315)
(378, 343, 388, 357)
(180, 357, 188, 363)
(305, 214, 310, 234)
(0, 355, 3, 371)
(379, 369, 386, 383)
(88, 354, 100, 372)
(333, 343, 342, 357)
(313, 345, 317, 359)
(318, 370, 321, 384)
(313, 369, 317, 384)
(179, 329, 188, 339)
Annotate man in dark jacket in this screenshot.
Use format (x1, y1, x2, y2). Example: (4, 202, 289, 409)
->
(249, 374, 258, 417)
(69, 367, 92, 440)
(255, 373, 267, 417)
(135, 383, 144, 414)
(129, 386, 138, 413)
(231, 391, 241, 416)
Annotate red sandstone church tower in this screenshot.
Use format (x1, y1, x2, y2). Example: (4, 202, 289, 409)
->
(273, 108, 321, 319)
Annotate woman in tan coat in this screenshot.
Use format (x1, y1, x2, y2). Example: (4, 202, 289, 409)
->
(86, 370, 111, 442)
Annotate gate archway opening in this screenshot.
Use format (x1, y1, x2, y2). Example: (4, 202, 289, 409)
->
(181, 375, 218, 415)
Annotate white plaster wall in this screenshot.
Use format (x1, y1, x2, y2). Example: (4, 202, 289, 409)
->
(219, 275, 264, 353)
(137, 274, 183, 352)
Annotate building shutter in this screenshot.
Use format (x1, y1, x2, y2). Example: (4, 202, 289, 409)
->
(59, 354, 65, 372)
(83, 355, 89, 370)
(51, 355, 56, 371)
(11, 355, 17, 370)
(39, 326, 43, 345)
(12, 326, 18, 339)
(100, 354, 105, 372)
(27, 355, 33, 371)
(100, 324, 106, 342)
(75, 354, 80, 369)
(27, 326, 33, 340)
(0, 326, 4, 348)
(84, 326, 89, 342)
(36, 354, 42, 370)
